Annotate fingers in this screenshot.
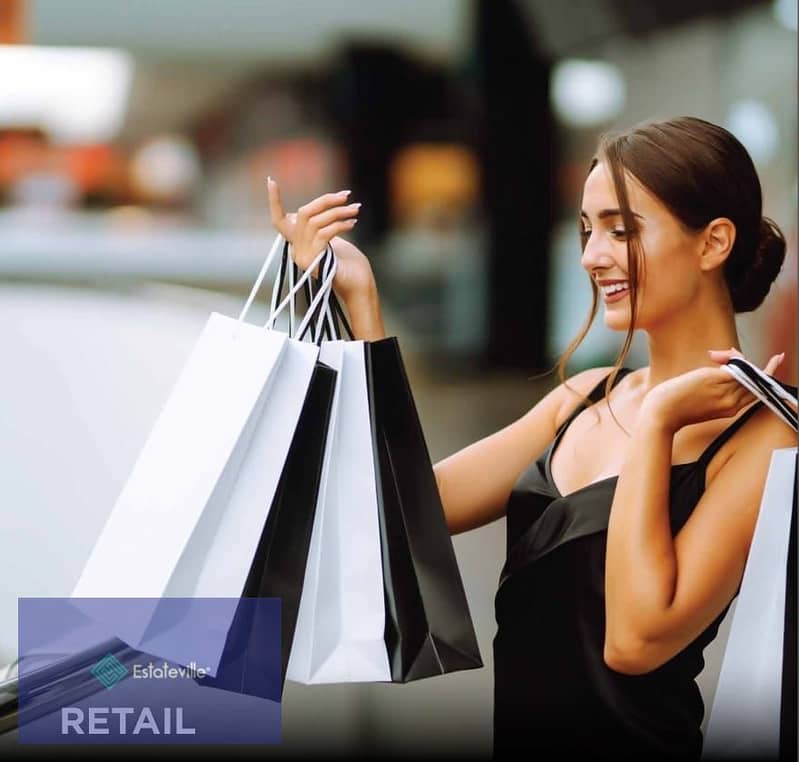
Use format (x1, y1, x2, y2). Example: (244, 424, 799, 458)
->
(316, 219, 358, 245)
(309, 203, 361, 231)
(267, 177, 289, 235)
(708, 347, 785, 377)
(707, 347, 745, 363)
(268, 181, 362, 281)
(297, 190, 352, 222)
(764, 352, 786, 376)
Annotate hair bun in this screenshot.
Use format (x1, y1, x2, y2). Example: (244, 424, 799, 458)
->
(729, 215, 786, 313)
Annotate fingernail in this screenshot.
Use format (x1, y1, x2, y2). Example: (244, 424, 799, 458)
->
(779, 352, 786, 361)
(340, 189, 351, 196)
(267, 176, 273, 185)
(351, 202, 362, 208)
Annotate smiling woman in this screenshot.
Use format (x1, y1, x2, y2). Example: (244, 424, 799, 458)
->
(566, 117, 787, 419)
(269, 115, 796, 760)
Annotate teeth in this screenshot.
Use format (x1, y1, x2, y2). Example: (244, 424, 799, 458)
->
(602, 282, 629, 295)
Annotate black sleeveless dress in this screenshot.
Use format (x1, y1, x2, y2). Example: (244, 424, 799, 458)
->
(493, 367, 768, 760)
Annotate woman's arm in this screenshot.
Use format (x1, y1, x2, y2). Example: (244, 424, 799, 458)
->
(341, 280, 386, 342)
(603, 358, 793, 675)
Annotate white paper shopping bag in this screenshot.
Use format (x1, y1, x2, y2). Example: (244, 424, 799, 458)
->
(71, 235, 331, 673)
(71, 311, 287, 613)
(286, 340, 391, 684)
(137, 337, 320, 674)
(703, 447, 797, 760)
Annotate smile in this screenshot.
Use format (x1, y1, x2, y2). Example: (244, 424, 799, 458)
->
(601, 281, 629, 303)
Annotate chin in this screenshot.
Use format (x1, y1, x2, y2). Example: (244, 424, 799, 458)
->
(603, 313, 632, 332)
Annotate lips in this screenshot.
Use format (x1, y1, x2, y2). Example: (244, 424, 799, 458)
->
(602, 283, 629, 303)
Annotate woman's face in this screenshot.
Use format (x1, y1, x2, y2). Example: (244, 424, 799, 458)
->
(579, 161, 705, 332)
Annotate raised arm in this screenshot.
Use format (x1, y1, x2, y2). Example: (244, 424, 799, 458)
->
(266, 179, 613, 535)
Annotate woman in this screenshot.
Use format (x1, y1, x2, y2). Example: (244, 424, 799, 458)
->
(267, 116, 796, 759)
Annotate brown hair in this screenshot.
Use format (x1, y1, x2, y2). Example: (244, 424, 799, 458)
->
(556, 115, 787, 429)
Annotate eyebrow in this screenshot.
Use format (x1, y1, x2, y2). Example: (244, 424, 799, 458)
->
(580, 209, 644, 221)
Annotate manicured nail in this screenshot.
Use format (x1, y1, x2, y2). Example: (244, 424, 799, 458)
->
(351, 202, 362, 209)
(778, 352, 786, 361)
(340, 189, 351, 196)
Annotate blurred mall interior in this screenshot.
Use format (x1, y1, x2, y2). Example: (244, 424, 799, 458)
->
(0, 0, 796, 757)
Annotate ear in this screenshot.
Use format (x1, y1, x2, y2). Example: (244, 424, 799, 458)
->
(698, 217, 736, 271)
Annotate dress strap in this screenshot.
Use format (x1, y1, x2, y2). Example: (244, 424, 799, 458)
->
(697, 400, 765, 468)
(586, 366, 634, 404)
(555, 367, 633, 434)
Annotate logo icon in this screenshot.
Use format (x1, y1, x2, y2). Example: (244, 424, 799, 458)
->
(90, 653, 128, 690)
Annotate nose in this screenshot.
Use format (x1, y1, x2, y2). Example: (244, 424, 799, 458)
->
(580, 230, 616, 276)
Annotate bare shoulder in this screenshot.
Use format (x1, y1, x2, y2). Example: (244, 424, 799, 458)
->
(734, 402, 797, 456)
(554, 365, 618, 429)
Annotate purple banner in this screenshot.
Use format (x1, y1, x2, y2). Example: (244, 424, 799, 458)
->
(18, 597, 281, 744)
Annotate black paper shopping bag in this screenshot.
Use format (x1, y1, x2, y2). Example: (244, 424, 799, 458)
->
(196, 360, 337, 699)
(364, 337, 483, 682)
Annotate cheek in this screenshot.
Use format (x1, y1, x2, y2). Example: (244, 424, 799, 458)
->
(636, 239, 698, 312)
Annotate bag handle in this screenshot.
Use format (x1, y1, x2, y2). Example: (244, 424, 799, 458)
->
(322, 290, 355, 341)
(722, 358, 798, 431)
(267, 242, 337, 346)
(294, 251, 337, 343)
(235, 232, 328, 332)
(237, 232, 284, 325)
(264, 246, 331, 331)
(311, 242, 355, 342)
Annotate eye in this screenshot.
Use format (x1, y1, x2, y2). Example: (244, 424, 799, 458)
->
(579, 228, 592, 241)
(610, 228, 628, 240)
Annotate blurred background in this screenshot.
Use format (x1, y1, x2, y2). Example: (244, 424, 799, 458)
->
(0, 0, 795, 758)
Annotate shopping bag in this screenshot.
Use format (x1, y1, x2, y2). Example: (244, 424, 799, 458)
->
(196, 360, 338, 698)
(286, 338, 391, 683)
(286, 259, 482, 683)
(365, 336, 483, 680)
(704, 360, 797, 760)
(199, 247, 340, 696)
(71, 235, 329, 675)
(703, 447, 797, 760)
(779, 475, 796, 762)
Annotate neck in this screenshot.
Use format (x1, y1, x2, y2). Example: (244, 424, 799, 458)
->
(642, 291, 739, 391)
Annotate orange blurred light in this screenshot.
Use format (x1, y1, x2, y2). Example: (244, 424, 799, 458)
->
(0, 0, 26, 45)
(389, 143, 480, 226)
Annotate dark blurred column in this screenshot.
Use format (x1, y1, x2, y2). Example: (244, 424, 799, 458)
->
(322, 46, 461, 249)
(323, 47, 410, 248)
(474, 0, 555, 371)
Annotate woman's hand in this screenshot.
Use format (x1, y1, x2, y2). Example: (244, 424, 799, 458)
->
(267, 177, 376, 304)
(641, 348, 786, 434)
